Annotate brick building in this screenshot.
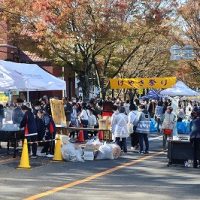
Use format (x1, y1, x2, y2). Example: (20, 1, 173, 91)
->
(0, 21, 75, 101)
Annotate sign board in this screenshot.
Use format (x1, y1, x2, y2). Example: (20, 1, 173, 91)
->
(0, 93, 9, 103)
(50, 99, 66, 126)
(110, 77, 176, 89)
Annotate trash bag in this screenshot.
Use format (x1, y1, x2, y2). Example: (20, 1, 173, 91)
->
(62, 143, 84, 162)
(150, 118, 157, 133)
(177, 122, 186, 134)
(96, 143, 114, 160)
(85, 138, 102, 151)
(96, 143, 121, 160)
(109, 144, 121, 159)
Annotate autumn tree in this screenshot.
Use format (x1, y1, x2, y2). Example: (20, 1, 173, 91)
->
(0, 0, 177, 99)
(176, 0, 200, 87)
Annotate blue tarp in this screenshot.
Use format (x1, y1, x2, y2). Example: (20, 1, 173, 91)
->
(142, 90, 161, 100)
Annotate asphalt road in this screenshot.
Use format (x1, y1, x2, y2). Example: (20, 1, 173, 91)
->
(0, 136, 200, 200)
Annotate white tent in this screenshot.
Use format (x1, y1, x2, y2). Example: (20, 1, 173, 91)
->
(0, 60, 66, 91)
(160, 81, 199, 96)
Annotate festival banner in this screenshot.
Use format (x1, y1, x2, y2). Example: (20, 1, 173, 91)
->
(110, 77, 176, 89)
(50, 99, 66, 126)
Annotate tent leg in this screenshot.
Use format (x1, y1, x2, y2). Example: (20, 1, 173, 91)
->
(27, 91, 29, 102)
(62, 90, 66, 98)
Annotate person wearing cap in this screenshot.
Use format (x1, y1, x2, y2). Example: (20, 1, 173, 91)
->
(162, 106, 176, 150)
(190, 108, 200, 168)
(112, 106, 128, 153)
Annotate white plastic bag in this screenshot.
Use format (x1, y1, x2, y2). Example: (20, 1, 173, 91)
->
(109, 144, 121, 159)
(62, 143, 84, 162)
(96, 143, 114, 160)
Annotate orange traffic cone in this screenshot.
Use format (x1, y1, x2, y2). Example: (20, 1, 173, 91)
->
(53, 134, 63, 161)
(98, 131, 104, 141)
(18, 139, 31, 169)
(78, 130, 85, 142)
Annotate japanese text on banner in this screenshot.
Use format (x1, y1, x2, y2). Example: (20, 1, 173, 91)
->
(110, 77, 176, 89)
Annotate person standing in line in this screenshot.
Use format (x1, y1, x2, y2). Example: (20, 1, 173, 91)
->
(155, 101, 164, 133)
(124, 100, 130, 115)
(0, 104, 4, 127)
(79, 103, 89, 140)
(42, 110, 56, 157)
(161, 106, 176, 150)
(12, 98, 24, 125)
(190, 108, 200, 168)
(128, 104, 139, 150)
(136, 105, 150, 154)
(63, 97, 73, 127)
(148, 100, 156, 118)
(110, 105, 119, 141)
(112, 107, 128, 153)
(20, 105, 38, 158)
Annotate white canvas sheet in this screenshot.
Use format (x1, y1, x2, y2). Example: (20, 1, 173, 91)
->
(160, 81, 199, 96)
(0, 60, 66, 91)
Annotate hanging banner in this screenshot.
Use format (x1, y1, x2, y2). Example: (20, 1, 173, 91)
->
(110, 77, 176, 89)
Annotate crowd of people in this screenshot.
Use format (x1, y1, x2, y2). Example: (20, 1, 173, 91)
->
(0, 95, 200, 167)
(62, 96, 200, 168)
(0, 96, 56, 158)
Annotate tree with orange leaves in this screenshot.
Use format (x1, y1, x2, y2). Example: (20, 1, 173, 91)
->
(0, 0, 177, 99)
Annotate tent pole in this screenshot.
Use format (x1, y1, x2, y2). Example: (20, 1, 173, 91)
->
(27, 91, 30, 102)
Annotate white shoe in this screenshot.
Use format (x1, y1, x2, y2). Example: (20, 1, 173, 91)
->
(37, 152, 46, 157)
(31, 155, 37, 159)
(46, 154, 54, 158)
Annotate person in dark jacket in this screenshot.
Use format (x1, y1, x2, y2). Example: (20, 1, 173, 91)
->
(190, 108, 200, 168)
(20, 105, 38, 158)
(0, 104, 4, 127)
(35, 110, 45, 141)
(41, 110, 56, 157)
(12, 98, 24, 125)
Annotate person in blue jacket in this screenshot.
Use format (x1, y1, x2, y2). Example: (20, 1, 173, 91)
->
(190, 108, 200, 168)
(20, 105, 38, 158)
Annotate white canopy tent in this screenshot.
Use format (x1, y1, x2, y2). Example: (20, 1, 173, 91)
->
(0, 60, 66, 91)
(160, 81, 199, 96)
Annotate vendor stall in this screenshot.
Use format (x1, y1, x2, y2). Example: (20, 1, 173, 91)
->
(160, 81, 199, 96)
(0, 60, 66, 91)
(160, 81, 200, 166)
(167, 139, 200, 166)
(0, 60, 66, 157)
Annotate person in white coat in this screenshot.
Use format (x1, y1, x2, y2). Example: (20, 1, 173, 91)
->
(128, 104, 139, 150)
(110, 105, 119, 140)
(162, 106, 176, 150)
(112, 107, 128, 153)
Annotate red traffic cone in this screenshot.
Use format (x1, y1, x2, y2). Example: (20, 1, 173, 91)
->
(98, 131, 104, 140)
(78, 130, 85, 142)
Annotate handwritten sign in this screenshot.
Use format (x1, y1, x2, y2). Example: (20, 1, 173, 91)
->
(50, 99, 66, 126)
